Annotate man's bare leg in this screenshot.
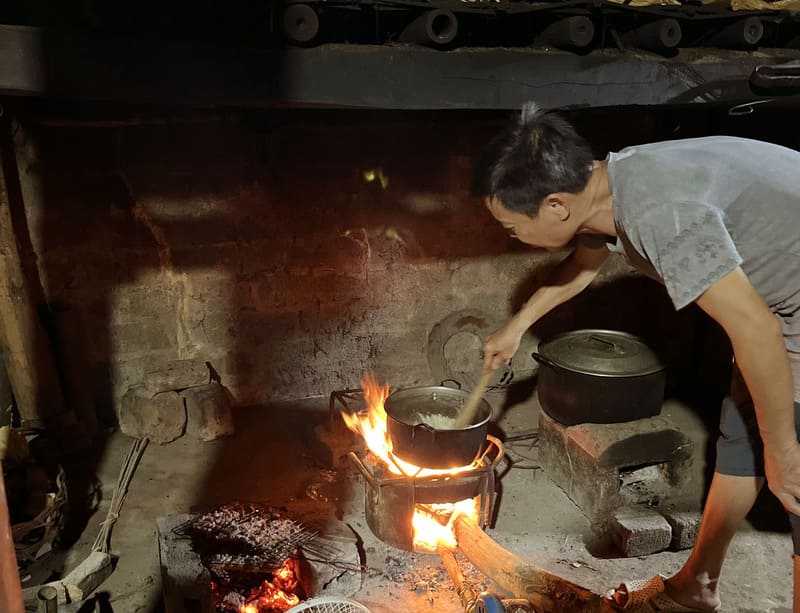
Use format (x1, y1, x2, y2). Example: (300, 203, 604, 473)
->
(664, 473, 763, 611)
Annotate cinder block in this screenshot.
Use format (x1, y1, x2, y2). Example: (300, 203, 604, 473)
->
(144, 358, 211, 394)
(157, 515, 214, 613)
(118, 387, 186, 444)
(609, 506, 672, 557)
(661, 509, 702, 551)
(181, 382, 235, 442)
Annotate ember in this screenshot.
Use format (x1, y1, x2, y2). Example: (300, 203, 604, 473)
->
(214, 557, 304, 613)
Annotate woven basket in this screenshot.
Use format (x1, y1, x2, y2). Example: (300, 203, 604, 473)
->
(286, 597, 372, 613)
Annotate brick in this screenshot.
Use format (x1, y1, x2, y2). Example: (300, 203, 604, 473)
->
(181, 382, 235, 442)
(144, 358, 211, 394)
(661, 509, 702, 551)
(537, 410, 694, 525)
(609, 506, 672, 557)
(118, 387, 186, 444)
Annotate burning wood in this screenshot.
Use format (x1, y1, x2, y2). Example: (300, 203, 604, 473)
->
(213, 557, 305, 613)
(177, 504, 317, 613)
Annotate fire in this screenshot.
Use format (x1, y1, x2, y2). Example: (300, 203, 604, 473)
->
(343, 373, 482, 552)
(213, 557, 302, 613)
(342, 373, 474, 478)
(413, 499, 478, 551)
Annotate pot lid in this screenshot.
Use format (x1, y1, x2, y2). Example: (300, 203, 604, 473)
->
(537, 329, 664, 377)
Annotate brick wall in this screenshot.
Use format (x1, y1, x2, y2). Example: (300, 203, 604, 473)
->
(10, 110, 698, 424)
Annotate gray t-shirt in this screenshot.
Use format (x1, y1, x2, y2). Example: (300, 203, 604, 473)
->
(607, 135, 800, 352)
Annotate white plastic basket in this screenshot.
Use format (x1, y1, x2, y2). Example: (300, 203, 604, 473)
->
(285, 597, 372, 613)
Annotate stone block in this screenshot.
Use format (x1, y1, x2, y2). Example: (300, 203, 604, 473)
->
(661, 509, 702, 551)
(144, 358, 211, 394)
(22, 581, 68, 607)
(63, 551, 114, 601)
(181, 382, 235, 442)
(311, 418, 359, 469)
(157, 515, 214, 613)
(118, 387, 186, 444)
(609, 506, 672, 557)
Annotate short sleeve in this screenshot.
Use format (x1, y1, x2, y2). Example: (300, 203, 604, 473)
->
(634, 202, 743, 310)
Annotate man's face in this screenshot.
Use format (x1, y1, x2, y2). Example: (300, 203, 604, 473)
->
(486, 196, 575, 250)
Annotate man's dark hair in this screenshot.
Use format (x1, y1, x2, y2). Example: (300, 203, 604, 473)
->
(482, 102, 594, 217)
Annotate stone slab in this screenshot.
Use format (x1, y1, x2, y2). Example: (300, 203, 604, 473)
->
(181, 382, 235, 442)
(118, 387, 187, 444)
(144, 359, 211, 394)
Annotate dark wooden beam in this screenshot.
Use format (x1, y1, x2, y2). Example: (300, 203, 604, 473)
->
(2, 24, 800, 109)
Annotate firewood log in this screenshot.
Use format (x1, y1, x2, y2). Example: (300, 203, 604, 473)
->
(453, 514, 617, 613)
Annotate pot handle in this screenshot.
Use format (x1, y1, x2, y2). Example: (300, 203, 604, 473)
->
(440, 379, 462, 389)
(531, 352, 560, 371)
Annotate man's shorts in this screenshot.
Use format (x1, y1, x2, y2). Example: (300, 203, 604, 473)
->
(715, 389, 800, 554)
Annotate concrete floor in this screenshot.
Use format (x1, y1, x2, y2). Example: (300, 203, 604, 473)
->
(39, 384, 795, 613)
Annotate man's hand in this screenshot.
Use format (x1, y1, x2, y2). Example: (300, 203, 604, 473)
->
(483, 320, 527, 373)
(765, 442, 800, 516)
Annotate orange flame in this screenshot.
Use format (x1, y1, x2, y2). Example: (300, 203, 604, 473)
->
(230, 559, 301, 613)
(342, 373, 482, 551)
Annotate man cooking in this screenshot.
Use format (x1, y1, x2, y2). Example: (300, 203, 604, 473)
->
(479, 102, 800, 612)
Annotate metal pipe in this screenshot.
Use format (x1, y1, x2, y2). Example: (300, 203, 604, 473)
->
(624, 19, 682, 52)
(399, 10, 458, 47)
(536, 17, 595, 51)
(282, 4, 319, 45)
(37, 586, 58, 613)
(0, 465, 24, 613)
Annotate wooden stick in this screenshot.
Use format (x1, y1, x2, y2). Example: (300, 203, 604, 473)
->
(0, 464, 25, 613)
(453, 513, 607, 613)
(454, 371, 493, 429)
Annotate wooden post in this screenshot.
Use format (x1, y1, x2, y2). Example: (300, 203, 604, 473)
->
(0, 466, 24, 613)
(454, 514, 615, 613)
(0, 121, 67, 428)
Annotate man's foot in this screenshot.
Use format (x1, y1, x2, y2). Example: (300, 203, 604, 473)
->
(663, 575, 721, 612)
(607, 575, 721, 612)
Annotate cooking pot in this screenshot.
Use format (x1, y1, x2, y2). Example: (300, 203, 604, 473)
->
(384, 384, 492, 469)
(531, 329, 665, 426)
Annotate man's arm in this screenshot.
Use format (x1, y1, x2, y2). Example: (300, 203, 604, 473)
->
(696, 267, 800, 514)
(483, 235, 610, 372)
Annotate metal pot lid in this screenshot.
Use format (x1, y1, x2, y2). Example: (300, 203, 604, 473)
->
(538, 329, 664, 377)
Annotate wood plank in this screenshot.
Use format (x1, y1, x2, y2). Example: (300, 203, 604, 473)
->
(0, 121, 66, 427)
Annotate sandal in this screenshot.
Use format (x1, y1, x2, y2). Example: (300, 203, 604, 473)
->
(606, 575, 721, 612)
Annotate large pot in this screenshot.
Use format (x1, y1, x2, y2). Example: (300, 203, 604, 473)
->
(384, 385, 492, 469)
(532, 329, 665, 426)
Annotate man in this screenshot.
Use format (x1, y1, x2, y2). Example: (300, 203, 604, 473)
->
(480, 102, 800, 612)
